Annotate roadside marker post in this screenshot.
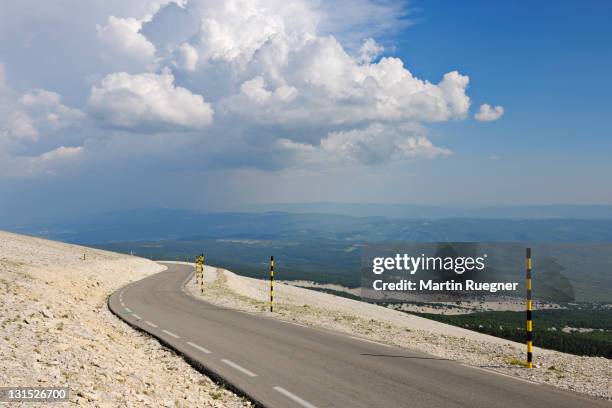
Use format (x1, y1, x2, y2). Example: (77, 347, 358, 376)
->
(201, 254, 205, 294)
(270, 256, 274, 312)
(194, 256, 199, 285)
(526, 247, 533, 368)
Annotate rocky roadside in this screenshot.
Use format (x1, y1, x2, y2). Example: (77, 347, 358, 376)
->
(187, 265, 611, 401)
(0, 231, 251, 407)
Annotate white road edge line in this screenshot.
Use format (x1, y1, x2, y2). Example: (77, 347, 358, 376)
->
(348, 336, 391, 348)
(187, 341, 211, 354)
(180, 271, 194, 290)
(282, 320, 308, 328)
(145, 321, 158, 328)
(221, 359, 257, 377)
(124, 308, 132, 313)
(131, 314, 141, 320)
(162, 329, 180, 339)
(273, 386, 318, 408)
(466, 365, 541, 385)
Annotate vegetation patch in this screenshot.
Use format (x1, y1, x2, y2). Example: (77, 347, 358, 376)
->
(411, 307, 612, 358)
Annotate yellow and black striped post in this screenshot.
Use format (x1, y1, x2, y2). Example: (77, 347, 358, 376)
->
(526, 247, 533, 368)
(270, 256, 274, 312)
(200, 255, 205, 294)
(194, 256, 199, 285)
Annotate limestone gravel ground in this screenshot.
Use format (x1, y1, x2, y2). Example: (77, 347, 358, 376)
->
(186, 264, 611, 401)
(0, 231, 251, 408)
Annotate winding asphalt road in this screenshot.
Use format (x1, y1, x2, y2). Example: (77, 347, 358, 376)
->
(108, 262, 609, 408)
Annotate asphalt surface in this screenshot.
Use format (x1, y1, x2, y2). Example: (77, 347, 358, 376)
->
(108, 263, 610, 408)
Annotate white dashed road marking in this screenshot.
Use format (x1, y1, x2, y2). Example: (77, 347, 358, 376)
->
(221, 359, 257, 377)
(273, 386, 318, 408)
(132, 314, 141, 320)
(187, 341, 211, 354)
(145, 321, 158, 328)
(124, 308, 132, 313)
(162, 329, 180, 339)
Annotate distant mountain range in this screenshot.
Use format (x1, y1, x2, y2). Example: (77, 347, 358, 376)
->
(5, 207, 612, 300)
(6, 207, 612, 244)
(237, 203, 612, 219)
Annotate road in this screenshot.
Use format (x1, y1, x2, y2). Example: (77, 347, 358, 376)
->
(108, 263, 609, 408)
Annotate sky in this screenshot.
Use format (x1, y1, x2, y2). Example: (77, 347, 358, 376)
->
(0, 0, 611, 223)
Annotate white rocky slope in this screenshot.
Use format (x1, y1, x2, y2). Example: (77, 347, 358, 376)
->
(187, 265, 611, 400)
(0, 231, 250, 407)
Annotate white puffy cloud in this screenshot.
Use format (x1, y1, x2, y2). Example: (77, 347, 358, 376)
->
(0, 64, 86, 178)
(83, 0, 477, 168)
(97, 16, 157, 70)
(279, 123, 451, 165)
(0, 146, 84, 178)
(1, 0, 503, 183)
(37, 145, 84, 162)
(198, 5, 284, 63)
(358, 38, 384, 64)
(219, 32, 471, 127)
(475, 103, 504, 122)
(177, 43, 199, 71)
(88, 68, 213, 129)
(20, 89, 86, 126)
(1, 65, 83, 148)
(240, 77, 272, 103)
(20, 88, 61, 107)
(0, 64, 35, 142)
(88, 0, 474, 136)
(4, 110, 39, 141)
(239, 76, 298, 104)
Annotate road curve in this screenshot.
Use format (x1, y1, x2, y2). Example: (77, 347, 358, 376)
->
(108, 262, 609, 408)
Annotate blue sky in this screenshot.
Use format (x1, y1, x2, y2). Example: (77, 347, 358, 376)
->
(0, 0, 610, 223)
(393, 1, 612, 204)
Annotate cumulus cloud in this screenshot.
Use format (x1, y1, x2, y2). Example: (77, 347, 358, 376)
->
(0, 64, 37, 142)
(4, 110, 39, 141)
(358, 38, 384, 64)
(20, 89, 86, 126)
(87, 68, 213, 129)
(240, 76, 298, 104)
(222, 36, 471, 126)
(97, 16, 157, 70)
(177, 43, 199, 71)
(0, 146, 84, 178)
(135, 0, 471, 128)
(1, 0, 502, 184)
(1, 65, 83, 148)
(0, 62, 85, 183)
(475, 103, 504, 121)
(20, 88, 61, 107)
(196, 3, 286, 63)
(37, 146, 84, 162)
(279, 123, 451, 165)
